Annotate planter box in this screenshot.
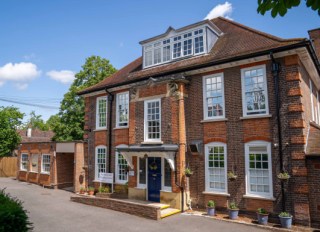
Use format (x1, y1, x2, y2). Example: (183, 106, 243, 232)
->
(228, 209, 239, 220)
(279, 216, 292, 228)
(207, 207, 215, 216)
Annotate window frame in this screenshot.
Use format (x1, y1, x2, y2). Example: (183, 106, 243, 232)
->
(202, 73, 225, 120)
(115, 144, 128, 184)
(20, 153, 28, 171)
(161, 158, 172, 192)
(137, 157, 147, 189)
(204, 142, 228, 193)
(30, 154, 39, 173)
(116, 91, 129, 128)
(144, 98, 162, 142)
(244, 141, 273, 199)
(95, 145, 107, 180)
(41, 154, 51, 174)
(96, 96, 108, 130)
(241, 65, 269, 117)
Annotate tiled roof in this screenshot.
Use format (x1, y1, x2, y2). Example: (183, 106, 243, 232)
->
(79, 17, 305, 95)
(18, 129, 55, 143)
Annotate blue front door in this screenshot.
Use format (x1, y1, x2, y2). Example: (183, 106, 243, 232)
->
(148, 157, 161, 202)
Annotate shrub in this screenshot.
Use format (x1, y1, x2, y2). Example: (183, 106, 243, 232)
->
(229, 201, 239, 210)
(0, 189, 32, 232)
(279, 212, 291, 217)
(207, 200, 215, 208)
(257, 208, 268, 214)
(98, 186, 110, 193)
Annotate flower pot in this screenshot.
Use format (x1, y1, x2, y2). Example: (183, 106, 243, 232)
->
(88, 191, 95, 196)
(228, 209, 239, 220)
(257, 213, 269, 225)
(279, 216, 292, 228)
(207, 207, 215, 216)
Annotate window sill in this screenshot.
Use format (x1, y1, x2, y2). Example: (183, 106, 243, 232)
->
(94, 128, 108, 132)
(243, 194, 275, 201)
(113, 126, 129, 130)
(19, 170, 28, 172)
(310, 121, 320, 129)
(141, 141, 164, 145)
(202, 191, 230, 197)
(115, 182, 127, 185)
(29, 171, 38, 174)
(40, 172, 50, 175)
(201, 118, 228, 123)
(135, 186, 146, 190)
(240, 114, 272, 120)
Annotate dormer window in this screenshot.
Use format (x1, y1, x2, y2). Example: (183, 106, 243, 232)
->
(141, 21, 221, 69)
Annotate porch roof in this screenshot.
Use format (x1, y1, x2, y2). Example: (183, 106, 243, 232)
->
(117, 144, 178, 171)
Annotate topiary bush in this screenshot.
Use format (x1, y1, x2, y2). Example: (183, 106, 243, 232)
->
(0, 189, 33, 232)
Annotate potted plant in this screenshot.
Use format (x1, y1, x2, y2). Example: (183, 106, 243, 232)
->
(277, 172, 290, 181)
(96, 186, 111, 198)
(227, 171, 237, 181)
(88, 187, 95, 196)
(228, 201, 239, 220)
(279, 212, 293, 228)
(207, 200, 215, 216)
(79, 187, 86, 194)
(257, 208, 269, 225)
(185, 168, 193, 177)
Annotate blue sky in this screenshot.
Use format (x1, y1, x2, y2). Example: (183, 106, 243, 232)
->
(0, 0, 318, 122)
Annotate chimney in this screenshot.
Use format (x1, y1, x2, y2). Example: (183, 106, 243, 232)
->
(27, 128, 32, 138)
(309, 28, 320, 61)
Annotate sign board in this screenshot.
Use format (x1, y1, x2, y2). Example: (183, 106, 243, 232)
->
(129, 171, 135, 176)
(98, 173, 113, 184)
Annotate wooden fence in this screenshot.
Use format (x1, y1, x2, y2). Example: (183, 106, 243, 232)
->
(0, 157, 17, 177)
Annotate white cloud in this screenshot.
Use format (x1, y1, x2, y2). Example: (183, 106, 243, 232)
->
(204, 2, 233, 20)
(0, 62, 40, 90)
(46, 70, 75, 84)
(14, 83, 28, 90)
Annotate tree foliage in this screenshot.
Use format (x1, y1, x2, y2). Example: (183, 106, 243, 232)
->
(23, 111, 49, 131)
(52, 55, 117, 141)
(0, 107, 24, 157)
(257, 0, 320, 17)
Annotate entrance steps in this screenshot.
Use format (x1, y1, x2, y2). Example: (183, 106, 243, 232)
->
(159, 204, 181, 219)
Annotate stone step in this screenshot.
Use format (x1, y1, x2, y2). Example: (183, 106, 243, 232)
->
(147, 202, 170, 210)
(160, 208, 181, 219)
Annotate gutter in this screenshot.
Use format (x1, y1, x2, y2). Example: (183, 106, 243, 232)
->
(270, 52, 286, 212)
(105, 88, 114, 173)
(79, 40, 314, 96)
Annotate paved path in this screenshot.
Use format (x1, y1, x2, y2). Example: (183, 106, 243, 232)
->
(0, 178, 268, 232)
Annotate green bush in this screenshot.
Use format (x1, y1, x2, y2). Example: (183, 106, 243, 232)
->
(0, 189, 33, 232)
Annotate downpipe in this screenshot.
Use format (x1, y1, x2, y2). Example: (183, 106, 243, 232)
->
(174, 152, 185, 212)
(105, 88, 114, 173)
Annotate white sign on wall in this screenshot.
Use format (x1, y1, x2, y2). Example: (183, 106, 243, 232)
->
(98, 173, 113, 184)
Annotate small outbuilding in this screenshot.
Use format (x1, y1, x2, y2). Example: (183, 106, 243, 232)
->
(16, 128, 86, 192)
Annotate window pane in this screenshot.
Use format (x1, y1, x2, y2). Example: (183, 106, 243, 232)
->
(195, 36, 204, 54)
(154, 48, 161, 64)
(145, 50, 152, 67)
(117, 92, 129, 127)
(244, 67, 267, 115)
(207, 145, 226, 191)
(173, 42, 181, 58)
(96, 148, 106, 178)
(164, 159, 171, 187)
(117, 153, 128, 182)
(97, 98, 107, 128)
(139, 157, 146, 185)
(145, 100, 161, 140)
(205, 75, 224, 118)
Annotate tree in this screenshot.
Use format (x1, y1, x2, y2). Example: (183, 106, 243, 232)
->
(52, 55, 117, 141)
(24, 111, 49, 131)
(46, 114, 60, 131)
(258, 0, 320, 17)
(0, 107, 24, 157)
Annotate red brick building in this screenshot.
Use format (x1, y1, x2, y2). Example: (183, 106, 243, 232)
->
(17, 128, 86, 192)
(79, 18, 320, 227)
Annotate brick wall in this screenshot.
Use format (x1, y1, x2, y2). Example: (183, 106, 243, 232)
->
(307, 157, 320, 228)
(56, 153, 74, 188)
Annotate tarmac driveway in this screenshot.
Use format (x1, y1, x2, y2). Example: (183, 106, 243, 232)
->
(0, 178, 268, 232)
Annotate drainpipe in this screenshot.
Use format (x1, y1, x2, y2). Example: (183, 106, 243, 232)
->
(174, 152, 184, 212)
(105, 89, 114, 173)
(270, 52, 286, 212)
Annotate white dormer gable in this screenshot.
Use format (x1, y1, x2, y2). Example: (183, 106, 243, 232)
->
(140, 20, 222, 69)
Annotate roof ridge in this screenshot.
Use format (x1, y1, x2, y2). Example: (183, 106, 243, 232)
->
(214, 17, 305, 43)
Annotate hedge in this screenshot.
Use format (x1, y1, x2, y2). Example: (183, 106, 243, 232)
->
(0, 189, 33, 232)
